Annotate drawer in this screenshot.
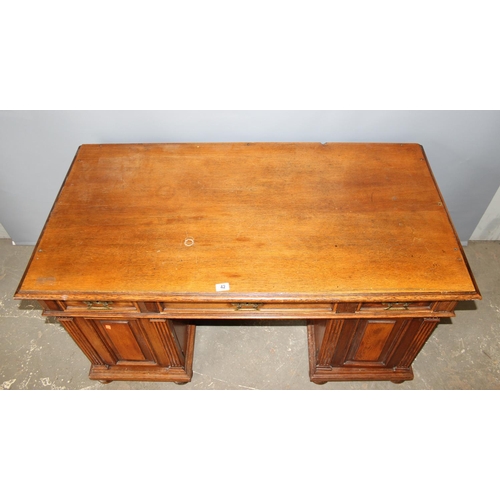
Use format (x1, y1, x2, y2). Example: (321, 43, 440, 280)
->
(61, 300, 139, 312)
(358, 301, 433, 313)
(333, 302, 435, 315)
(161, 302, 334, 316)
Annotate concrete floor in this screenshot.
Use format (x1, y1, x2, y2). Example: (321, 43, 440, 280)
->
(1, 239, 499, 390)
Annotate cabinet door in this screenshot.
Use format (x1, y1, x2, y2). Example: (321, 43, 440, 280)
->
(58, 317, 194, 381)
(340, 318, 408, 368)
(308, 317, 440, 382)
(95, 318, 185, 368)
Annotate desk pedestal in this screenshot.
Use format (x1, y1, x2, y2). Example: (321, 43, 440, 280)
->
(58, 316, 196, 384)
(308, 317, 440, 383)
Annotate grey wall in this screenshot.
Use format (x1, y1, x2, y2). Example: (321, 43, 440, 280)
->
(471, 185, 500, 240)
(1, 110, 499, 245)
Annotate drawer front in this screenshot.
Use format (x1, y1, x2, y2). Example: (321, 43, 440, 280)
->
(334, 301, 435, 314)
(357, 301, 433, 313)
(61, 300, 139, 312)
(161, 302, 334, 316)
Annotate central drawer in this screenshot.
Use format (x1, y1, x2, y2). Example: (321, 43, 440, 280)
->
(160, 302, 334, 316)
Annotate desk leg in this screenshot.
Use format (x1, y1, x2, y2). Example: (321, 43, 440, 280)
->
(307, 317, 439, 383)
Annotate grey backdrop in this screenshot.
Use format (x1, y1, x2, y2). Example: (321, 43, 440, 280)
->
(1, 110, 499, 245)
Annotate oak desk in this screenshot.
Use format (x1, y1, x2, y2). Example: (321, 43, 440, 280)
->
(15, 143, 481, 384)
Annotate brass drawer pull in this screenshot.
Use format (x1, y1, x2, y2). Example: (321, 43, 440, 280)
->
(231, 302, 263, 311)
(84, 301, 112, 310)
(383, 302, 409, 310)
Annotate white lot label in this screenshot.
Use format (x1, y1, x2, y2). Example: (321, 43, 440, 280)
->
(215, 282, 230, 292)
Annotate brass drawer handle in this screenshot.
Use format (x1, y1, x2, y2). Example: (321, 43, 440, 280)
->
(84, 301, 112, 310)
(231, 302, 263, 311)
(383, 302, 409, 310)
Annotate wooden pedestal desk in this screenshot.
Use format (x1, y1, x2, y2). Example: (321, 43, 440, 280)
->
(15, 143, 481, 385)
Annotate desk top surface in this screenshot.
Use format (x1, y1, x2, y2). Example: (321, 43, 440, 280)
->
(16, 143, 480, 302)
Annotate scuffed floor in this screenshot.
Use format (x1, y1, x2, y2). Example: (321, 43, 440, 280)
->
(1, 239, 499, 390)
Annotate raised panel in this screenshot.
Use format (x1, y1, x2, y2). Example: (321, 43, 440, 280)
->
(138, 302, 162, 313)
(343, 319, 405, 367)
(335, 303, 358, 313)
(352, 320, 397, 362)
(433, 301, 457, 313)
(98, 320, 148, 362)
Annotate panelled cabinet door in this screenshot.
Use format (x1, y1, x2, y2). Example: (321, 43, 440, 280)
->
(94, 319, 158, 367)
(58, 317, 194, 382)
(308, 317, 440, 382)
(94, 318, 186, 368)
(342, 318, 408, 368)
